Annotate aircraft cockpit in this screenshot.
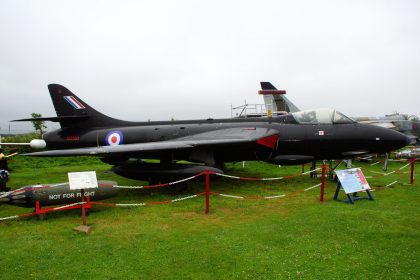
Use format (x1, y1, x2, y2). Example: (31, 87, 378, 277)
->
(291, 108, 355, 124)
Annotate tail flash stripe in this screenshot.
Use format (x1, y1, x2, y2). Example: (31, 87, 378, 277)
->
(64, 96, 85, 109)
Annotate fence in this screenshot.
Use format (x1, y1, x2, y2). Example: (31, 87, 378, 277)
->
(0, 158, 417, 221)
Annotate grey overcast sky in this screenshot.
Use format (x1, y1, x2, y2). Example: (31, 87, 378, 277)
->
(1, 0, 419, 134)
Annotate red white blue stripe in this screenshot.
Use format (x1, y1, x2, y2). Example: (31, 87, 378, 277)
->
(64, 96, 85, 109)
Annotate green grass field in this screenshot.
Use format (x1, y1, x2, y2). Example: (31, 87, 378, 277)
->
(0, 157, 419, 279)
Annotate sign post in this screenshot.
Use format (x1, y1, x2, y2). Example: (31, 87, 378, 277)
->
(68, 171, 98, 233)
(334, 168, 373, 204)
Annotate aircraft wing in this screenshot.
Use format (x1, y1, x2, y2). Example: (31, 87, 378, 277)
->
(23, 127, 279, 157)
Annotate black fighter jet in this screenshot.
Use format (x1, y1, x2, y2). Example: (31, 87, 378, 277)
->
(14, 84, 410, 183)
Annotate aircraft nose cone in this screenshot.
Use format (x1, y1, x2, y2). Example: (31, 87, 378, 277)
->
(397, 133, 411, 147)
(405, 135, 412, 146)
(365, 124, 411, 153)
(389, 131, 411, 151)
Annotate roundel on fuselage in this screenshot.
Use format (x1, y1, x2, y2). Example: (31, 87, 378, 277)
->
(105, 131, 123, 146)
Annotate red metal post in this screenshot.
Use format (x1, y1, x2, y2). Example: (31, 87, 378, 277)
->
(35, 201, 41, 215)
(205, 171, 210, 215)
(81, 189, 87, 225)
(320, 164, 326, 202)
(410, 158, 415, 185)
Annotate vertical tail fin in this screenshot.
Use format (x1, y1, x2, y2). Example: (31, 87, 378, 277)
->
(47, 84, 131, 128)
(260, 82, 278, 90)
(259, 82, 300, 113)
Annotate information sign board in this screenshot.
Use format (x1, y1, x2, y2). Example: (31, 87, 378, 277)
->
(335, 168, 370, 194)
(68, 171, 98, 190)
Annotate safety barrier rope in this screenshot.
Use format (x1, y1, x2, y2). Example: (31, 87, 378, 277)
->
(322, 159, 412, 179)
(304, 183, 322, 191)
(363, 158, 415, 165)
(398, 162, 412, 170)
(384, 181, 398, 188)
(357, 155, 418, 163)
(114, 173, 203, 189)
(0, 215, 19, 221)
(361, 161, 411, 179)
(369, 158, 420, 166)
(90, 159, 414, 207)
(0, 159, 416, 221)
(0, 201, 88, 221)
(52, 202, 86, 210)
(211, 182, 322, 201)
(92, 181, 322, 207)
(370, 170, 413, 192)
(213, 168, 320, 181)
(91, 193, 205, 207)
(112, 168, 321, 190)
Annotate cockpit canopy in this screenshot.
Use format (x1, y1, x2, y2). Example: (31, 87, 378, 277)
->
(292, 108, 355, 124)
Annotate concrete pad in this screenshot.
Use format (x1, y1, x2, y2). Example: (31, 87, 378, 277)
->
(73, 225, 92, 234)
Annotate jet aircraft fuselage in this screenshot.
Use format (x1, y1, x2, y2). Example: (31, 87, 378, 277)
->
(40, 109, 408, 165)
(16, 85, 410, 182)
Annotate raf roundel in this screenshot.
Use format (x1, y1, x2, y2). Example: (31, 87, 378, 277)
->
(105, 131, 123, 146)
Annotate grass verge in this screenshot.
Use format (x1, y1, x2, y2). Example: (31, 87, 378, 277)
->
(0, 157, 419, 279)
